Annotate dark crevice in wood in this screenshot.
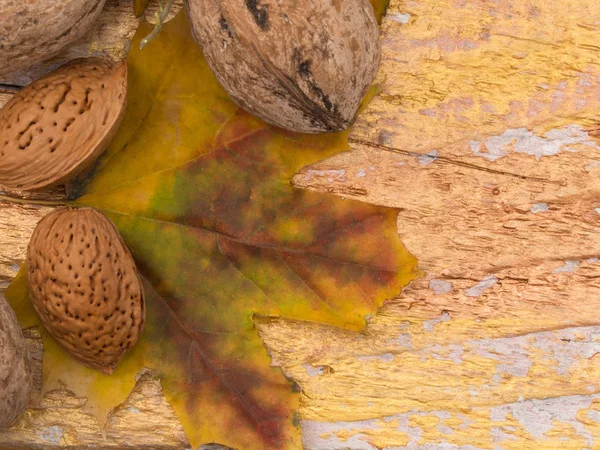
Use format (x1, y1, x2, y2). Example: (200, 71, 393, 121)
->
(349, 137, 564, 185)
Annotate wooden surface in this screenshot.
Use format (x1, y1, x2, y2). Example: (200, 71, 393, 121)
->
(2, 0, 600, 448)
(0, 330, 190, 449)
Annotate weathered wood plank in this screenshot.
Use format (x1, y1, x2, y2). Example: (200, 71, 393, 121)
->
(0, 188, 65, 290)
(294, 0, 600, 277)
(0, 329, 190, 449)
(271, 0, 600, 447)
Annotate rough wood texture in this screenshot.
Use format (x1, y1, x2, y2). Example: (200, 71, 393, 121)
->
(276, 0, 600, 447)
(1, 0, 600, 448)
(0, 198, 62, 290)
(0, 329, 190, 449)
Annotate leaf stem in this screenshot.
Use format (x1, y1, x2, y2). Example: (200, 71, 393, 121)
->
(140, 0, 173, 50)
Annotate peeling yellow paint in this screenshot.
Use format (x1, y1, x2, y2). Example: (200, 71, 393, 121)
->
(301, 397, 600, 449)
(365, 0, 600, 155)
(264, 1, 600, 446)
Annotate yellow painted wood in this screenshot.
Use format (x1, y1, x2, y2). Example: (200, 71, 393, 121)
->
(278, 0, 600, 447)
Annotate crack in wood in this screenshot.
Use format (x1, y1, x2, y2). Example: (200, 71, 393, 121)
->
(348, 137, 563, 184)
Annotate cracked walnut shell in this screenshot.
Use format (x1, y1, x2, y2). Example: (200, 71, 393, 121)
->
(0, 58, 127, 191)
(185, 0, 381, 133)
(27, 207, 145, 375)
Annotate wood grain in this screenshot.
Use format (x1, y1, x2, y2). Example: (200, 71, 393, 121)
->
(1, 0, 600, 448)
(0, 330, 190, 449)
(278, 0, 600, 447)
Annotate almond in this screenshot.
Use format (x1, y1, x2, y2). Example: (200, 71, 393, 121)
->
(0, 292, 32, 429)
(0, 0, 106, 76)
(185, 0, 381, 133)
(27, 207, 145, 374)
(0, 58, 127, 191)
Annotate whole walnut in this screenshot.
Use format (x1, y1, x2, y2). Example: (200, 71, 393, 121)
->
(0, 293, 32, 430)
(0, 0, 107, 77)
(185, 0, 381, 133)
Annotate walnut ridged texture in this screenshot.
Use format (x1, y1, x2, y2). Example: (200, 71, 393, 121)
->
(27, 208, 145, 375)
(185, 0, 381, 133)
(0, 58, 127, 191)
(0, 293, 32, 429)
(0, 0, 107, 76)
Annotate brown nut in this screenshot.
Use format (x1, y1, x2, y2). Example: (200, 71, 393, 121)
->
(0, 293, 32, 429)
(185, 0, 381, 133)
(0, 0, 106, 77)
(27, 207, 145, 375)
(0, 58, 127, 191)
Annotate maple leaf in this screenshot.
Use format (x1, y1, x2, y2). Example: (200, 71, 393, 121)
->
(7, 4, 416, 449)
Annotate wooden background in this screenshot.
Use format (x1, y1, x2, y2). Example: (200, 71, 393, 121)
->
(1, 0, 600, 448)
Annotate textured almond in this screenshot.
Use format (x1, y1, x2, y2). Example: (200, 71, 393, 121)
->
(27, 207, 145, 374)
(185, 0, 381, 133)
(0, 58, 127, 191)
(0, 292, 32, 429)
(0, 0, 106, 76)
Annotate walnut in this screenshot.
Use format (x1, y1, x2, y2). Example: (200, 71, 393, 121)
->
(186, 0, 381, 133)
